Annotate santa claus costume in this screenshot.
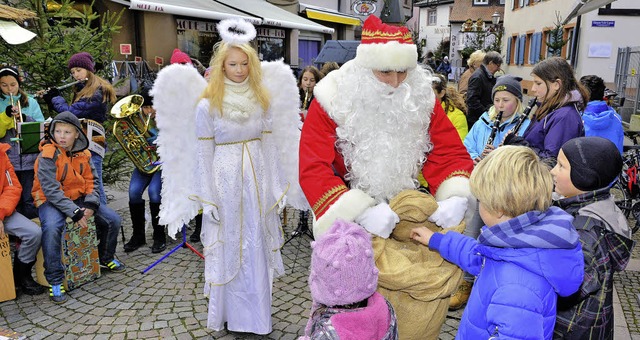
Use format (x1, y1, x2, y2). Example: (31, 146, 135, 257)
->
(300, 15, 475, 238)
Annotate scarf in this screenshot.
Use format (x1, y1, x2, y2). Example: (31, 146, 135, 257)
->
(222, 76, 258, 122)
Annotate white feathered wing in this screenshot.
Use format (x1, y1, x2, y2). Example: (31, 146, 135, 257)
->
(150, 64, 207, 238)
(260, 59, 310, 211)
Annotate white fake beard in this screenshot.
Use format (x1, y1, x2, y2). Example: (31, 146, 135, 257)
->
(330, 67, 434, 202)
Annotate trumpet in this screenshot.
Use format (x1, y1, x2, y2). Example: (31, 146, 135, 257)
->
(9, 94, 24, 147)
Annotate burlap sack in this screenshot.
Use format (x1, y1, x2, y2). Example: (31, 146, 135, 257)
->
(373, 190, 465, 340)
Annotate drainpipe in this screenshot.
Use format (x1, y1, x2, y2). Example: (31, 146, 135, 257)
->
(570, 15, 581, 69)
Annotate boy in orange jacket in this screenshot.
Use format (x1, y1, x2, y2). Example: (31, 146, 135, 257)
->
(33, 112, 124, 303)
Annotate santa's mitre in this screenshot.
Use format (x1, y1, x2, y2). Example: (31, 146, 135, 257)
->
(354, 15, 417, 71)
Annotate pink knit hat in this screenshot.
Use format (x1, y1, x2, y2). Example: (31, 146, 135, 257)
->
(68, 52, 95, 72)
(170, 48, 192, 65)
(309, 219, 379, 307)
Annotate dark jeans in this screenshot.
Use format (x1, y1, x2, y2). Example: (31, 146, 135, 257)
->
(16, 169, 38, 219)
(129, 168, 162, 204)
(90, 151, 107, 206)
(39, 198, 121, 285)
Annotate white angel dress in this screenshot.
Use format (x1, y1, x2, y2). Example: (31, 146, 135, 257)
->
(151, 61, 308, 335)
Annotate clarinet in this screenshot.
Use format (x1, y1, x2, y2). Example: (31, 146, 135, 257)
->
(485, 110, 504, 147)
(509, 97, 537, 137)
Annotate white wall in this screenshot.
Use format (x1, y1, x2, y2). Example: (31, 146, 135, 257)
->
(420, 5, 452, 54)
(575, 0, 639, 83)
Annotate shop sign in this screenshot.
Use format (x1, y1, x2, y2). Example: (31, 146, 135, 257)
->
(256, 28, 285, 39)
(119, 43, 132, 55)
(353, 0, 376, 15)
(176, 19, 217, 33)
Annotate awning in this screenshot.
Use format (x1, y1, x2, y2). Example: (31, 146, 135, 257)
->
(128, 0, 261, 24)
(0, 20, 36, 45)
(563, 0, 617, 24)
(216, 0, 334, 34)
(300, 3, 361, 26)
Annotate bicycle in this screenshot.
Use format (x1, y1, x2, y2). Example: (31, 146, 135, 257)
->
(611, 130, 640, 234)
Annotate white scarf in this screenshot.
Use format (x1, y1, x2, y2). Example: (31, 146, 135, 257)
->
(222, 76, 258, 122)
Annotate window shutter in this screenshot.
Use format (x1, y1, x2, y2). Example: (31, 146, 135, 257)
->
(506, 38, 512, 64)
(534, 32, 542, 63)
(514, 36, 520, 65)
(518, 35, 526, 65)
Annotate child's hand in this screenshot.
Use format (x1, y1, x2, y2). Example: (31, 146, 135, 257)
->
(84, 208, 94, 218)
(411, 227, 434, 246)
(76, 216, 88, 229)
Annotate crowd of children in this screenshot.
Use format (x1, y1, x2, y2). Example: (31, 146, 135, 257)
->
(1, 16, 637, 339)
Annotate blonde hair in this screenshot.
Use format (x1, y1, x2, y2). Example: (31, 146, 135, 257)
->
(73, 71, 116, 104)
(202, 42, 269, 114)
(470, 146, 553, 217)
(467, 50, 486, 69)
(487, 97, 524, 120)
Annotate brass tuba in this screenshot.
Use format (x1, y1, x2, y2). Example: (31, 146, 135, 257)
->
(110, 94, 160, 174)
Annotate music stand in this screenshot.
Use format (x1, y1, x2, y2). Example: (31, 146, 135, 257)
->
(284, 209, 314, 246)
(141, 224, 204, 274)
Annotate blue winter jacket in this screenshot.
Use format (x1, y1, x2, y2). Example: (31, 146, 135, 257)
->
(582, 100, 624, 154)
(464, 110, 530, 159)
(429, 206, 584, 339)
(51, 84, 108, 123)
(523, 90, 585, 160)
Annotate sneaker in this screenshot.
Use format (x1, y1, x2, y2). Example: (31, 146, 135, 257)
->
(49, 284, 68, 304)
(449, 280, 473, 310)
(101, 259, 126, 272)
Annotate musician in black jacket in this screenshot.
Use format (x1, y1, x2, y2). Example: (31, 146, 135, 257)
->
(465, 51, 502, 128)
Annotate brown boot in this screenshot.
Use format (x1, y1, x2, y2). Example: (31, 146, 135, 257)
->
(449, 280, 473, 310)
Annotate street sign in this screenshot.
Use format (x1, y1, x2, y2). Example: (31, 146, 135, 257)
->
(592, 20, 615, 27)
(155, 56, 164, 66)
(134, 56, 142, 62)
(119, 43, 132, 55)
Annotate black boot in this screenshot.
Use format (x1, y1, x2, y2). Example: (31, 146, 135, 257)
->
(149, 202, 166, 253)
(189, 213, 202, 243)
(14, 258, 46, 295)
(124, 202, 147, 252)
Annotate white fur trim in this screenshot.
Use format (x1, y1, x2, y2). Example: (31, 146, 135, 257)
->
(354, 41, 417, 71)
(434, 176, 477, 224)
(312, 189, 376, 238)
(217, 18, 256, 45)
(151, 64, 207, 238)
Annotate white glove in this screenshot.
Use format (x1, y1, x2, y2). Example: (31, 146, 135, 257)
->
(428, 196, 468, 228)
(355, 202, 400, 239)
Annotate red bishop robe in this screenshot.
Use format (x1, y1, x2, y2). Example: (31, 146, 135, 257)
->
(300, 98, 474, 237)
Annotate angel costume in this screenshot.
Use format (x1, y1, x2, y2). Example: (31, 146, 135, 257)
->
(151, 19, 308, 335)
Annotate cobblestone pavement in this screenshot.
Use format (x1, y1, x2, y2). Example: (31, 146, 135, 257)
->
(0, 185, 635, 339)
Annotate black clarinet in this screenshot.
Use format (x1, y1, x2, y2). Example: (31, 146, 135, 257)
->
(485, 110, 504, 147)
(509, 97, 537, 137)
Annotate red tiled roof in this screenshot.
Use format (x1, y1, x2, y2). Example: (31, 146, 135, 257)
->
(450, 0, 505, 23)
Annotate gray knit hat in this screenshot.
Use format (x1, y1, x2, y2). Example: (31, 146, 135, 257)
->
(492, 75, 523, 101)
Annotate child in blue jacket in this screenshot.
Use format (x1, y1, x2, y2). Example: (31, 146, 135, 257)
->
(411, 145, 584, 339)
